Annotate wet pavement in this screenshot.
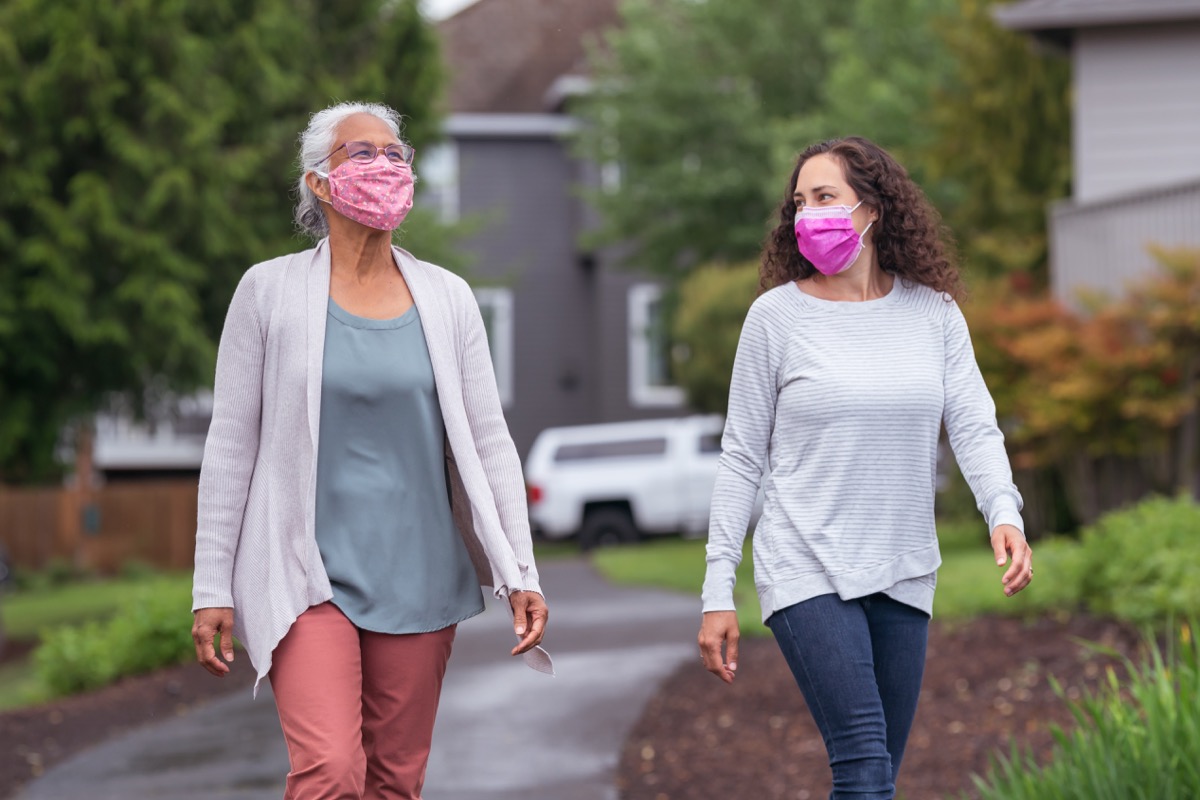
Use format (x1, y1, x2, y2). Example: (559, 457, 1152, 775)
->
(15, 558, 699, 800)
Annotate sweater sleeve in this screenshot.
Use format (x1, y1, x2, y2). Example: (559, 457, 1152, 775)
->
(193, 269, 264, 610)
(701, 301, 778, 613)
(456, 284, 542, 597)
(942, 302, 1025, 536)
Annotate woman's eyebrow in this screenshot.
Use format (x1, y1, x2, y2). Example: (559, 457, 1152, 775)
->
(794, 184, 837, 199)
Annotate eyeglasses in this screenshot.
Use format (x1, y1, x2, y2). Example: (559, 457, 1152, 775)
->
(317, 140, 415, 167)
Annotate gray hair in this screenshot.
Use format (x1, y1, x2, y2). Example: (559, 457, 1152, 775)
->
(293, 101, 409, 239)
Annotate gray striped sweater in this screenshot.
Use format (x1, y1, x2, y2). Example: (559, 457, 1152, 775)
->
(701, 279, 1024, 621)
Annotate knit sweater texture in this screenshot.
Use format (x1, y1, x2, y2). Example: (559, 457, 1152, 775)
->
(701, 279, 1024, 621)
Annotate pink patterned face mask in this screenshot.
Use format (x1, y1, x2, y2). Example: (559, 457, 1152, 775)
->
(317, 155, 415, 231)
(794, 201, 874, 276)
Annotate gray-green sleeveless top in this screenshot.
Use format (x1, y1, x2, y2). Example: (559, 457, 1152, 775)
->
(314, 298, 484, 633)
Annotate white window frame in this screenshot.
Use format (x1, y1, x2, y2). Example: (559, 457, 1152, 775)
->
(418, 141, 460, 223)
(628, 283, 686, 408)
(473, 288, 514, 408)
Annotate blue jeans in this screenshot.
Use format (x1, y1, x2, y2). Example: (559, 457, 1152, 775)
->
(767, 592, 929, 800)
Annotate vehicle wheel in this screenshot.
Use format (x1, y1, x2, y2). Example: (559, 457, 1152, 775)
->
(579, 508, 639, 551)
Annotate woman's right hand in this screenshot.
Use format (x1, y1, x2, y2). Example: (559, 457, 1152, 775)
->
(192, 607, 235, 677)
(698, 610, 740, 684)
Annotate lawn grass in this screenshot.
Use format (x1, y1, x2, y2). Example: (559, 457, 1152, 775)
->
(3, 572, 193, 643)
(591, 525, 1081, 637)
(592, 538, 769, 636)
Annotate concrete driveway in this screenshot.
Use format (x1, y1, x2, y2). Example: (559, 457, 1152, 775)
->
(16, 558, 700, 800)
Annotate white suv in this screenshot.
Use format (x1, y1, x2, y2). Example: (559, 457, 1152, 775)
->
(524, 416, 759, 549)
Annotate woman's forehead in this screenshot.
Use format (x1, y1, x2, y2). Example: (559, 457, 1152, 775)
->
(335, 113, 398, 143)
(795, 154, 846, 192)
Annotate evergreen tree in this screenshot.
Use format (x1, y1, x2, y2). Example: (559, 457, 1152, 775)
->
(0, 0, 444, 481)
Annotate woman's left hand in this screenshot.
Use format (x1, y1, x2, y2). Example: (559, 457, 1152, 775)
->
(509, 590, 549, 655)
(991, 524, 1033, 597)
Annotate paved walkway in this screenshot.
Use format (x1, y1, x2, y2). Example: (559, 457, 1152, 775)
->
(16, 559, 699, 800)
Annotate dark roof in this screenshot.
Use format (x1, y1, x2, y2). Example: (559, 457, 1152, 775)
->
(438, 0, 620, 114)
(995, 0, 1200, 33)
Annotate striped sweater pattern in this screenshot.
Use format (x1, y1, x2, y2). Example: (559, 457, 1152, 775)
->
(701, 279, 1024, 621)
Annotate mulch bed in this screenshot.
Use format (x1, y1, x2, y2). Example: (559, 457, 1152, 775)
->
(617, 613, 1143, 800)
(0, 613, 1144, 800)
(0, 651, 254, 800)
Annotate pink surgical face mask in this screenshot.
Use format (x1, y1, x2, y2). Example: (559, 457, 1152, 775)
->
(793, 200, 874, 276)
(317, 156, 415, 231)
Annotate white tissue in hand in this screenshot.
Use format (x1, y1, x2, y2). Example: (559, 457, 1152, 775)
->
(522, 645, 555, 676)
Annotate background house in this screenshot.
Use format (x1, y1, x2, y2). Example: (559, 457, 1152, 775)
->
(996, 0, 1200, 302)
(91, 0, 683, 473)
(431, 0, 687, 457)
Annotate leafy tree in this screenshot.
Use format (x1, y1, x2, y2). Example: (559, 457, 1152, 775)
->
(0, 0, 445, 481)
(783, 0, 958, 177)
(579, 0, 1069, 286)
(577, 0, 965, 277)
(964, 249, 1200, 527)
(671, 263, 760, 413)
(922, 0, 1072, 281)
(576, 0, 851, 278)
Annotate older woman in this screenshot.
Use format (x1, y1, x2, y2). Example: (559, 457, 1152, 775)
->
(191, 101, 550, 800)
(699, 136, 1031, 799)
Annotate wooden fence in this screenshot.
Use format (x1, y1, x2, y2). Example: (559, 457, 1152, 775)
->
(0, 480, 198, 574)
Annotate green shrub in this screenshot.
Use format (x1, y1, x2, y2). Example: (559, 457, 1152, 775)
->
(1075, 496, 1200, 625)
(33, 579, 194, 696)
(671, 262, 760, 414)
(935, 495, 1200, 622)
(969, 621, 1200, 800)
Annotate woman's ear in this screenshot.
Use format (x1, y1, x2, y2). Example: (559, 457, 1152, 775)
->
(305, 171, 329, 203)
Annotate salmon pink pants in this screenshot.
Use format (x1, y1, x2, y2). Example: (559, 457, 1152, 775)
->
(269, 602, 456, 800)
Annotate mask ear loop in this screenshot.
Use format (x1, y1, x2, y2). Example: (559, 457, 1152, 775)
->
(311, 170, 333, 206)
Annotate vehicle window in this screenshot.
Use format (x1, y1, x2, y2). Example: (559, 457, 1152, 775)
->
(698, 433, 722, 454)
(553, 437, 669, 462)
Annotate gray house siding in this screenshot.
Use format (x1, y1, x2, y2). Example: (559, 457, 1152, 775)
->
(997, 2, 1200, 301)
(1050, 178, 1200, 301)
(1074, 22, 1200, 203)
(450, 125, 684, 457)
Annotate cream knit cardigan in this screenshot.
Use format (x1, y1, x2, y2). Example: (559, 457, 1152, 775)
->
(192, 240, 544, 691)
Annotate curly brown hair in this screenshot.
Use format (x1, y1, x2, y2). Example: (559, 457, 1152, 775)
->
(760, 136, 963, 299)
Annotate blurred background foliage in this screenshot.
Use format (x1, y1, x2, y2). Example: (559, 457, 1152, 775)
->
(576, 0, 1070, 282)
(964, 249, 1200, 533)
(0, 0, 452, 482)
(577, 0, 1197, 536)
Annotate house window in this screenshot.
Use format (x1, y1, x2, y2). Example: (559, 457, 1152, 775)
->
(628, 284, 685, 408)
(418, 141, 459, 223)
(474, 288, 514, 408)
(600, 160, 623, 194)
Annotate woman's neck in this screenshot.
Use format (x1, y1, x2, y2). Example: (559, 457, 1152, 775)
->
(799, 254, 892, 302)
(327, 220, 396, 283)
